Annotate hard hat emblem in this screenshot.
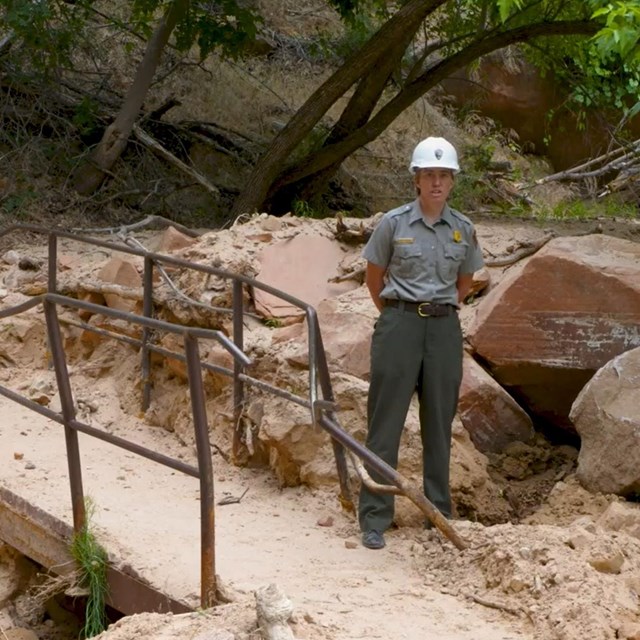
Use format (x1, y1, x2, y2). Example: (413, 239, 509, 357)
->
(435, 148, 443, 159)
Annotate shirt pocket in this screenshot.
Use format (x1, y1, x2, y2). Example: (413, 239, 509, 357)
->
(439, 242, 468, 280)
(391, 244, 423, 278)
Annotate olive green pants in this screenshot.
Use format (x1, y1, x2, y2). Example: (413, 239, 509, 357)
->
(358, 305, 463, 533)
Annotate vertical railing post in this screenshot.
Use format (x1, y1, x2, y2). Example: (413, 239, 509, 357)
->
(232, 280, 245, 461)
(183, 333, 216, 609)
(43, 298, 86, 532)
(47, 233, 58, 293)
(141, 256, 154, 412)
(309, 312, 353, 510)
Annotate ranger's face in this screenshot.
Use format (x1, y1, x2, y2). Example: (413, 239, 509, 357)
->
(414, 168, 454, 204)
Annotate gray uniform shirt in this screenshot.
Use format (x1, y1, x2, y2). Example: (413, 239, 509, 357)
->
(363, 200, 484, 306)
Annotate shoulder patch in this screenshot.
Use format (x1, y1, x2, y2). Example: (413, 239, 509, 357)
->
(388, 203, 413, 218)
(449, 208, 473, 227)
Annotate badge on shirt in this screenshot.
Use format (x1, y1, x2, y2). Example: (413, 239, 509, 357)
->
(453, 230, 462, 243)
(394, 237, 415, 244)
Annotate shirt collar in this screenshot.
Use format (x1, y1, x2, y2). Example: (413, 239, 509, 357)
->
(408, 200, 454, 227)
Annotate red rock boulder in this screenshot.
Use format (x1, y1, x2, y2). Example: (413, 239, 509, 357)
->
(458, 353, 534, 453)
(467, 234, 640, 432)
(572, 346, 640, 496)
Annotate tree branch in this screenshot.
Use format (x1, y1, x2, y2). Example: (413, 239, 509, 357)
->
(231, 0, 448, 214)
(533, 139, 640, 185)
(271, 19, 599, 192)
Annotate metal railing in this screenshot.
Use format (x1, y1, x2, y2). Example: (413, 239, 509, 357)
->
(0, 223, 466, 610)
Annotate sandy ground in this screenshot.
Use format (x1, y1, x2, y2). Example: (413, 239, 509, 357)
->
(0, 377, 529, 640)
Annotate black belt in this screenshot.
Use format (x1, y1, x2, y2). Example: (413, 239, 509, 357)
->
(384, 299, 456, 317)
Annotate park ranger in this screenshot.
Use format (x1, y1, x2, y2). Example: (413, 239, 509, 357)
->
(359, 137, 484, 550)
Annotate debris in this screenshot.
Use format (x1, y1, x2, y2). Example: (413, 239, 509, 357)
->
(217, 487, 249, 506)
(255, 583, 295, 640)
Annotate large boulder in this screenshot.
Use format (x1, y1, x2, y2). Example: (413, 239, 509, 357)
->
(458, 353, 534, 453)
(571, 346, 640, 496)
(253, 234, 358, 320)
(467, 234, 640, 432)
(280, 286, 377, 380)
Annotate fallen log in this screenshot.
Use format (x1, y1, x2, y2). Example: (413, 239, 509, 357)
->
(72, 214, 201, 238)
(132, 123, 220, 199)
(484, 232, 556, 267)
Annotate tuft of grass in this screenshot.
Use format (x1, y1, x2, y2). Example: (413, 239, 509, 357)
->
(292, 199, 321, 218)
(70, 498, 109, 638)
(544, 193, 638, 221)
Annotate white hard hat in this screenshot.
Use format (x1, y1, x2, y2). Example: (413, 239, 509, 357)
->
(409, 137, 460, 174)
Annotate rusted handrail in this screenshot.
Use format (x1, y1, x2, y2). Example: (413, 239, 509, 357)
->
(0, 223, 468, 598)
(0, 291, 247, 606)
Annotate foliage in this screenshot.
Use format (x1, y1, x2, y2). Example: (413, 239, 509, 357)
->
(0, 0, 262, 76)
(497, 1, 640, 117)
(130, 0, 261, 61)
(547, 193, 638, 219)
(70, 498, 109, 639)
(309, 11, 382, 63)
(590, 0, 640, 62)
(72, 97, 102, 137)
(584, 0, 640, 117)
(326, 0, 394, 24)
(292, 199, 322, 218)
(0, 0, 93, 72)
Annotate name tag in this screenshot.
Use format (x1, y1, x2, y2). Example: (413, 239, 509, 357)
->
(394, 237, 415, 244)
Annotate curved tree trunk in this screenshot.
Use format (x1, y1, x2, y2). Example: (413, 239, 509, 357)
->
(73, 0, 190, 196)
(268, 26, 420, 214)
(266, 19, 599, 209)
(230, 0, 447, 216)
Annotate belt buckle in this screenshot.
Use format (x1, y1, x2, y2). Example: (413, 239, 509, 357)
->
(418, 302, 433, 317)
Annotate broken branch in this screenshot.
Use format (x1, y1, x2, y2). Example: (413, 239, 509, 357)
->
(484, 232, 556, 267)
(72, 214, 201, 238)
(462, 591, 523, 616)
(132, 123, 220, 199)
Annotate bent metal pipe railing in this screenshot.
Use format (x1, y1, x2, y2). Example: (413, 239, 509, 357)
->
(0, 292, 248, 608)
(3, 223, 356, 505)
(0, 224, 466, 606)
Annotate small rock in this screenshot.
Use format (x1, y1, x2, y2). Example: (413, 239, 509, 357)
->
(30, 394, 51, 406)
(24, 462, 36, 470)
(13, 452, 24, 460)
(588, 550, 625, 574)
(564, 526, 594, 550)
(2, 250, 20, 265)
(620, 622, 640, 640)
(344, 540, 358, 549)
(18, 257, 41, 271)
(317, 516, 334, 527)
(260, 216, 283, 232)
